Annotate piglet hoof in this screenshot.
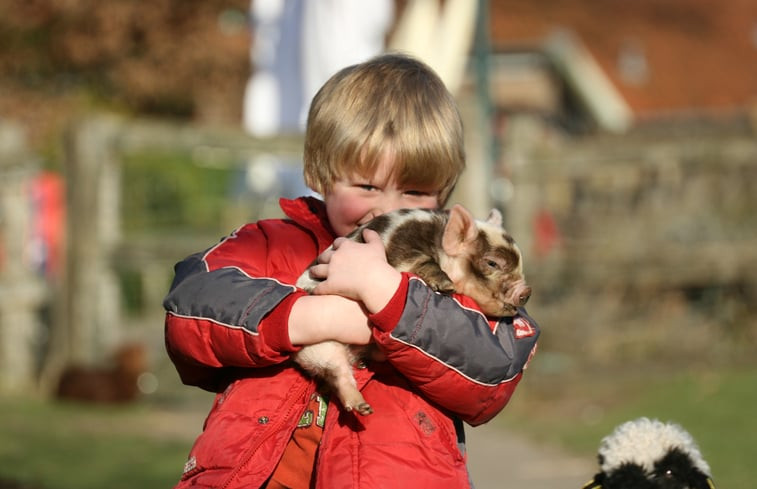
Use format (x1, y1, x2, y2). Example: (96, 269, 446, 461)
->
(355, 402, 374, 416)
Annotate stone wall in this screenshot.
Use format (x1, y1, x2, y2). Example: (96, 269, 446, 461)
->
(504, 118, 757, 369)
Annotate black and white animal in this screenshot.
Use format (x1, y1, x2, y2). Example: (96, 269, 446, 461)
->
(582, 417, 716, 489)
(294, 204, 531, 415)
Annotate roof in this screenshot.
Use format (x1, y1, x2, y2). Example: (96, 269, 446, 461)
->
(488, 0, 757, 118)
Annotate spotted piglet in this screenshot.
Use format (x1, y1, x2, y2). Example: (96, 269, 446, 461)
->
(294, 204, 531, 416)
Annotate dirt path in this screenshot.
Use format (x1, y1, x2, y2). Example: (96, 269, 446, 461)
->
(465, 424, 595, 489)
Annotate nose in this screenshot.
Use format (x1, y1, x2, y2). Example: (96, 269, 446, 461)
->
(518, 286, 532, 306)
(374, 193, 406, 216)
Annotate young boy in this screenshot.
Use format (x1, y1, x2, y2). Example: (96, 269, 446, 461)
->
(163, 53, 539, 489)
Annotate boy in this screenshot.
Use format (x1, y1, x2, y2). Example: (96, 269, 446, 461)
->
(163, 53, 539, 489)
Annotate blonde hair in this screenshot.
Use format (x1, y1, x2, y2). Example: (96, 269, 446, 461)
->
(303, 53, 465, 206)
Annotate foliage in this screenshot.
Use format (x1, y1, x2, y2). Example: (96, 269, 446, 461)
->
(117, 149, 253, 315)
(0, 0, 251, 149)
(120, 150, 237, 235)
(0, 0, 249, 116)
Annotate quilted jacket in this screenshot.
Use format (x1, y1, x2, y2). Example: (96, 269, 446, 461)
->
(163, 196, 539, 489)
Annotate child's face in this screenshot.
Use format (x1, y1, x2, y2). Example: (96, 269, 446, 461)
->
(324, 153, 440, 236)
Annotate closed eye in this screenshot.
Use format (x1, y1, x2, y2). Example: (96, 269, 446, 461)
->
(481, 254, 510, 272)
(404, 190, 432, 197)
(480, 258, 506, 272)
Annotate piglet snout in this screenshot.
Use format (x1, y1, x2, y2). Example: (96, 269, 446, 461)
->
(517, 286, 532, 306)
(506, 283, 531, 308)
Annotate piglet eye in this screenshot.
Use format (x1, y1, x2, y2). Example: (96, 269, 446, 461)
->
(486, 260, 498, 269)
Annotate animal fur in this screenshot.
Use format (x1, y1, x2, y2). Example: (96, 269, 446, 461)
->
(294, 204, 530, 415)
(583, 417, 716, 489)
(55, 342, 148, 403)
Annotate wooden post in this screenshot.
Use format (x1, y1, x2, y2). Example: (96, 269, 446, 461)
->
(62, 117, 123, 364)
(0, 122, 47, 393)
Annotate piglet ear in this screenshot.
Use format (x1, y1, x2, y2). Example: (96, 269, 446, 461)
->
(442, 204, 477, 256)
(486, 208, 502, 227)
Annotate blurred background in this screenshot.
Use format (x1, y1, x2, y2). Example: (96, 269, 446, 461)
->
(1, 0, 756, 488)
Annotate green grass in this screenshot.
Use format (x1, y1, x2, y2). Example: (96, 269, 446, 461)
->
(498, 365, 757, 488)
(0, 398, 196, 489)
(2, 367, 755, 488)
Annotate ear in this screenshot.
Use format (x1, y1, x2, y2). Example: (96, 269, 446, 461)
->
(442, 204, 477, 256)
(486, 208, 502, 227)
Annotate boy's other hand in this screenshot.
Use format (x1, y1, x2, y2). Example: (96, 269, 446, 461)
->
(309, 229, 402, 313)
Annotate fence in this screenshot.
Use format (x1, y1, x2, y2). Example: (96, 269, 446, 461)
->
(1, 112, 492, 395)
(2, 113, 755, 394)
(58, 117, 305, 367)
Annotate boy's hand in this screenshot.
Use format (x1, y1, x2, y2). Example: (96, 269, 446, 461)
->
(309, 229, 402, 314)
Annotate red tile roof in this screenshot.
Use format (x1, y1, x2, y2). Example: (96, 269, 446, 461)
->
(489, 0, 757, 117)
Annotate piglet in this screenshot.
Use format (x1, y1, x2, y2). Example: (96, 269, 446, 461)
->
(294, 204, 531, 415)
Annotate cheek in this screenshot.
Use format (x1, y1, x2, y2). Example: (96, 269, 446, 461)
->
(478, 270, 508, 296)
(327, 199, 370, 235)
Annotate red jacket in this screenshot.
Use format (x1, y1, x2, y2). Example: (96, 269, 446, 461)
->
(163, 197, 539, 489)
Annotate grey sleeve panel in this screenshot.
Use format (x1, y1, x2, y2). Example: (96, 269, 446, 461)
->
(496, 308, 540, 377)
(163, 253, 296, 334)
(390, 279, 540, 384)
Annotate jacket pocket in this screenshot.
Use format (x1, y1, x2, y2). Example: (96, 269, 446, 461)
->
(179, 373, 312, 487)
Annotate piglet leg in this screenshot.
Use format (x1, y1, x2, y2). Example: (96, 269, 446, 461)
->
(330, 360, 373, 416)
(293, 341, 373, 416)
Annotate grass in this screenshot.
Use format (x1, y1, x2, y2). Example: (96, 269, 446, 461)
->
(2, 366, 755, 488)
(497, 363, 757, 488)
(0, 397, 208, 489)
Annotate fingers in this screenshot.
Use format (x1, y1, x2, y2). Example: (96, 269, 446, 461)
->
(330, 237, 347, 250)
(317, 237, 350, 264)
(316, 248, 333, 265)
(308, 263, 328, 280)
(306, 230, 390, 302)
(361, 228, 381, 243)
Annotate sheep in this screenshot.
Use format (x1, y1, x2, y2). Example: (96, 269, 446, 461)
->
(582, 417, 716, 489)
